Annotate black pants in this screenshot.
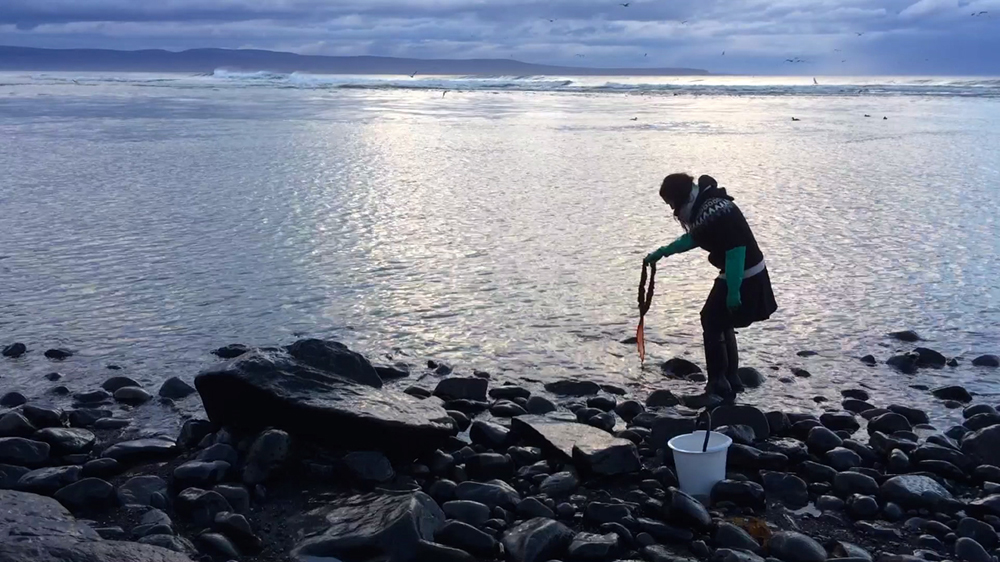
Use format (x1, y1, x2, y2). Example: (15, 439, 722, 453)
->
(700, 279, 742, 395)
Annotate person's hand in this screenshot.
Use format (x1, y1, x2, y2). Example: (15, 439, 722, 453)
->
(644, 248, 666, 265)
(727, 291, 742, 312)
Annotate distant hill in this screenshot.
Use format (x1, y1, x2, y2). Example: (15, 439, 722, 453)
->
(0, 46, 709, 76)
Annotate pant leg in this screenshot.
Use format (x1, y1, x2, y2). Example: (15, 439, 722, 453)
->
(701, 280, 734, 397)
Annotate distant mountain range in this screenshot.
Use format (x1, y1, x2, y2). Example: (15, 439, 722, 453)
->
(0, 46, 709, 76)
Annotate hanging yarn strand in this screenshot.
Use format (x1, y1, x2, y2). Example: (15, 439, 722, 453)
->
(636, 261, 656, 363)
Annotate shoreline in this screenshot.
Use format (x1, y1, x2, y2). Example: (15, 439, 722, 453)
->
(2, 336, 1000, 562)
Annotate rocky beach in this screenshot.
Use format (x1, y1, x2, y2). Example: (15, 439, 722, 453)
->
(3, 334, 1000, 562)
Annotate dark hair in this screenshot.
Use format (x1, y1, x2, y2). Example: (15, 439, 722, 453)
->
(659, 173, 694, 207)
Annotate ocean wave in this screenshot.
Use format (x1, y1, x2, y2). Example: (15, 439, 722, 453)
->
(8, 70, 1000, 98)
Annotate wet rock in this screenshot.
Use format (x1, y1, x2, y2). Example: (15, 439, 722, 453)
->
(2, 343, 27, 358)
(827, 448, 863, 471)
(511, 415, 640, 476)
(614, 400, 644, 423)
(968, 495, 1000, 518)
(0, 392, 27, 408)
(808, 427, 843, 453)
(19, 405, 61, 429)
(842, 399, 876, 414)
(664, 487, 712, 529)
(100, 376, 140, 393)
(470, 420, 512, 450)
(490, 386, 531, 400)
(154, 377, 197, 401)
(429, 479, 457, 504)
(67, 408, 112, 428)
(138, 534, 198, 556)
(763, 472, 809, 508)
(887, 352, 920, 374)
(515, 497, 554, 519)
(50, 386, 70, 396)
(821, 411, 861, 433)
(343, 450, 395, 483)
(501, 517, 573, 562)
(817, 495, 845, 511)
(117, 475, 167, 506)
(540, 471, 579, 497)
(647, 390, 680, 408)
(44, 348, 73, 360)
(0, 413, 37, 438)
(0, 463, 31, 489)
(711, 480, 765, 509)
(868, 413, 912, 435)
(568, 531, 619, 560)
(17, 465, 82, 495)
(0, 437, 50, 467)
(405, 386, 432, 399)
(732, 367, 765, 389)
(527, 396, 558, 415)
(976, 465, 1000, 482)
(769, 531, 827, 562)
(79, 458, 119, 480)
(174, 460, 230, 488)
(651, 412, 698, 445)
(436, 520, 497, 556)
(880, 475, 953, 509)
(729, 443, 788, 471)
(443, 500, 491, 526)
(637, 517, 695, 543)
(585, 502, 632, 524)
(545, 379, 601, 396)
(965, 404, 998, 419)
(955, 537, 993, 562)
(715, 521, 761, 552)
(834, 472, 879, 497)
(488, 400, 527, 418)
(972, 355, 1000, 368)
(101, 438, 178, 465)
(860, 355, 877, 366)
(33, 428, 96, 456)
(455, 480, 520, 509)
(466, 453, 513, 481)
(932, 386, 973, 403)
(712, 405, 770, 440)
(196, 532, 241, 559)
(847, 494, 880, 520)
(663, 357, 703, 377)
(213, 343, 250, 359)
(53, 477, 114, 511)
(913, 348, 947, 369)
(883, 502, 905, 521)
(718, 424, 757, 446)
(888, 450, 910, 472)
(196, 346, 455, 459)
(957, 518, 998, 549)
(961, 425, 1000, 466)
(588, 395, 617, 412)
(965, 413, 1000, 432)
(435, 377, 488, 401)
(73, 389, 113, 406)
(0, 489, 195, 561)
(889, 330, 922, 342)
(885, 406, 929, 427)
(242, 429, 290, 485)
(176, 488, 234, 527)
(799, 461, 838, 483)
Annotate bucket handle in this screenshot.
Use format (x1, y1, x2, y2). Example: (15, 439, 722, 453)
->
(698, 409, 713, 453)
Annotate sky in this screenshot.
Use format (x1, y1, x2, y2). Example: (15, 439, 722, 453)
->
(1, 0, 999, 74)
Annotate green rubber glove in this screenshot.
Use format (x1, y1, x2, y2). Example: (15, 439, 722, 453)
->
(644, 233, 695, 265)
(725, 246, 747, 311)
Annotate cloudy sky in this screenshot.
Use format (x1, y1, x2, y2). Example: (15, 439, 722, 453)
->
(1, 0, 999, 74)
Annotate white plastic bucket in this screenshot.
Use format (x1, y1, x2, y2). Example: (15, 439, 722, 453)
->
(668, 430, 733, 499)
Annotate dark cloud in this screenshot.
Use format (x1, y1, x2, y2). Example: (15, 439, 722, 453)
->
(1, 0, 998, 73)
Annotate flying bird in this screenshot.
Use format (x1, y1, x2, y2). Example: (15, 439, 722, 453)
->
(620, 2, 630, 7)
(972, 11, 988, 16)
(644, 53, 648, 57)
(442, 90, 449, 98)
(791, 117, 801, 121)
(864, 114, 871, 117)
(856, 32, 864, 36)
(576, 54, 586, 57)
(630, 117, 638, 121)
(722, 51, 725, 56)
(834, 49, 842, 52)
(409, 71, 418, 78)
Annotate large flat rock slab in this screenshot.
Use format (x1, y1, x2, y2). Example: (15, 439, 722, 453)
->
(195, 345, 455, 459)
(290, 491, 445, 562)
(511, 414, 641, 475)
(0, 489, 193, 562)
